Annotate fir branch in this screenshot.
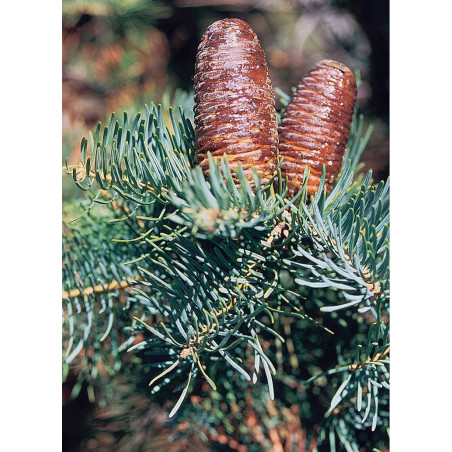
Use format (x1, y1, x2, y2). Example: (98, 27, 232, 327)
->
(66, 103, 195, 206)
(63, 89, 389, 448)
(284, 169, 389, 315)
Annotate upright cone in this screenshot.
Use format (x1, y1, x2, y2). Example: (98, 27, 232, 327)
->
(278, 60, 357, 197)
(193, 18, 278, 185)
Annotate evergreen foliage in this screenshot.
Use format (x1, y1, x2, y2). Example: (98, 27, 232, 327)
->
(63, 88, 389, 450)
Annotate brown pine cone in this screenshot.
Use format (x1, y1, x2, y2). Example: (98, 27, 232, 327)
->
(193, 18, 278, 185)
(278, 60, 357, 197)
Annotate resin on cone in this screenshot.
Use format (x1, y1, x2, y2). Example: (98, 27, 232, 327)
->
(278, 60, 357, 197)
(194, 18, 278, 185)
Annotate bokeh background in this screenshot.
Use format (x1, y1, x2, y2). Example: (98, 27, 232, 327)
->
(62, 0, 389, 450)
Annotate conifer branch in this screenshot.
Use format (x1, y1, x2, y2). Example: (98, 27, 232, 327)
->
(62, 90, 389, 447)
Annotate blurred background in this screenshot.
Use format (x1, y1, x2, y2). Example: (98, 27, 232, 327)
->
(62, 0, 389, 450)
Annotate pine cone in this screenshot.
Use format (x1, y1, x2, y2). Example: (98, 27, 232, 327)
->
(193, 18, 278, 185)
(278, 60, 357, 197)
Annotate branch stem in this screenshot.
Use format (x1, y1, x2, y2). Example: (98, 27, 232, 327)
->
(349, 346, 390, 371)
(62, 277, 135, 299)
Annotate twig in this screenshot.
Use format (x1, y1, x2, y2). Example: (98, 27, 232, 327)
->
(62, 277, 135, 299)
(349, 346, 390, 371)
